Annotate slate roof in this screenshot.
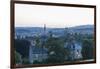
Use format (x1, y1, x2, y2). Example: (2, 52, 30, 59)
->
(32, 46, 48, 54)
(64, 42, 82, 50)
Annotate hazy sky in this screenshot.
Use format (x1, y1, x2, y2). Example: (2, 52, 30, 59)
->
(15, 4, 94, 28)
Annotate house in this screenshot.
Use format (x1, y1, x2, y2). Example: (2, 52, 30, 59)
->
(64, 35, 82, 60)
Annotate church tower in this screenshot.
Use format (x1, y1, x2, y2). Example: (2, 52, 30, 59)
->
(43, 24, 46, 36)
(41, 24, 47, 48)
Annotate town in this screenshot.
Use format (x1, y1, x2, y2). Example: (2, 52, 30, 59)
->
(15, 24, 94, 65)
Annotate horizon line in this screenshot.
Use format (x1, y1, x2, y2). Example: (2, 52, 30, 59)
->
(15, 24, 94, 28)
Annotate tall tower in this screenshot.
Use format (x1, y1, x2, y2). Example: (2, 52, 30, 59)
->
(41, 24, 47, 48)
(43, 24, 46, 36)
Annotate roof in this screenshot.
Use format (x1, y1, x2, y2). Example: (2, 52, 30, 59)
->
(32, 46, 48, 54)
(64, 42, 82, 50)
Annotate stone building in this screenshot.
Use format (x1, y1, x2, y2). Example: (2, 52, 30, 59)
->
(29, 24, 48, 63)
(64, 34, 82, 60)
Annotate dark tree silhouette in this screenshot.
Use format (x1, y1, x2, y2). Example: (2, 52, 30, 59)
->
(45, 37, 67, 63)
(82, 39, 94, 60)
(15, 39, 30, 58)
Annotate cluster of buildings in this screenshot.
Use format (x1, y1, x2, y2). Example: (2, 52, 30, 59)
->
(15, 24, 83, 64)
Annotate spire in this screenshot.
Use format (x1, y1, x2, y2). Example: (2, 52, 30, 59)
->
(43, 24, 46, 35)
(44, 24, 46, 32)
(41, 24, 46, 48)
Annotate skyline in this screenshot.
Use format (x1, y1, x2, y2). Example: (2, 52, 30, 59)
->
(15, 4, 94, 28)
(15, 24, 93, 29)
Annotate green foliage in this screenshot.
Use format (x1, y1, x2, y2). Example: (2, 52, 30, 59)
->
(33, 60, 41, 64)
(15, 51, 22, 64)
(73, 33, 83, 42)
(35, 36, 41, 48)
(15, 39, 30, 58)
(45, 37, 67, 63)
(82, 38, 94, 59)
(22, 58, 30, 64)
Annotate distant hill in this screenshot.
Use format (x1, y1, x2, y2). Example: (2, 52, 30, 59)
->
(15, 25, 94, 36)
(70, 25, 93, 29)
(68, 25, 94, 34)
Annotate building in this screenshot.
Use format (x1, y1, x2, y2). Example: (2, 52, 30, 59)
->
(64, 34, 82, 60)
(29, 45, 48, 63)
(29, 24, 48, 63)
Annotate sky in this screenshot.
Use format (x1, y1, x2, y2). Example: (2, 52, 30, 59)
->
(15, 4, 94, 28)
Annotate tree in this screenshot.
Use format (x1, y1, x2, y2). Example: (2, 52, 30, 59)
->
(48, 31, 53, 38)
(45, 37, 67, 63)
(73, 33, 82, 42)
(33, 60, 41, 64)
(15, 51, 22, 64)
(35, 36, 41, 48)
(22, 58, 30, 64)
(15, 39, 30, 58)
(63, 28, 70, 42)
(82, 39, 94, 60)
